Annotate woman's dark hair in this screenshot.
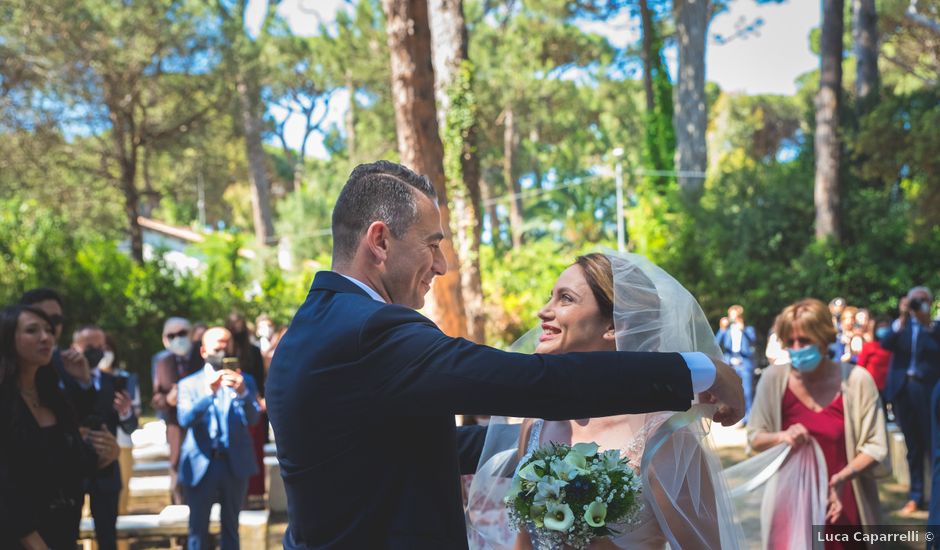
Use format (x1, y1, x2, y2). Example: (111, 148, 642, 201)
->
(0, 305, 77, 430)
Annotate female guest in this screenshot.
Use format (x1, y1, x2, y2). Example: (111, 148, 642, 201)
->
(748, 299, 888, 549)
(0, 305, 118, 549)
(857, 316, 892, 396)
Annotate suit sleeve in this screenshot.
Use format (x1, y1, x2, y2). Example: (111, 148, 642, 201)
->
(119, 408, 139, 434)
(233, 375, 261, 427)
(880, 326, 902, 352)
(360, 306, 693, 419)
(177, 381, 214, 430)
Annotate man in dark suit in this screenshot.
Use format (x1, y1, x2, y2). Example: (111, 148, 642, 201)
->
(266, 161, 744, 549)
(70, 325, 139, 550)
(715, 304, 758, 424)
(178, 327, 261, 550)
(882, 286, 940, 515)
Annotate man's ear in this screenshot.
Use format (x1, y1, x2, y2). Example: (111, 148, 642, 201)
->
(364, 221, 391, 264)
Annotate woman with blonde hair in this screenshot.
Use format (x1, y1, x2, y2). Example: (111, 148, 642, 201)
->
(747, 298, 888, 549)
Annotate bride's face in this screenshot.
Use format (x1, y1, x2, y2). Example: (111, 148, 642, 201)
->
(535, 265, 615, 355)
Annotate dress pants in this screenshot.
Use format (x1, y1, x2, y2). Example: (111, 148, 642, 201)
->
(894, 377, 931, 504)
(89, 486, 120, 550)
(184, 455, 248, 550)
(729, 357, 754, 423)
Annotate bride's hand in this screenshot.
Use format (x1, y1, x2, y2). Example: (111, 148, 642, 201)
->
(699, 358, 745, 426)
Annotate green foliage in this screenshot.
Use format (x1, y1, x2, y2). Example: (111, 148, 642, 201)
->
(0, 198, 311, 398)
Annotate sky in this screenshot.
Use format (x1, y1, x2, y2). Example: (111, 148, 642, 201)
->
(247, 0, 820, 159)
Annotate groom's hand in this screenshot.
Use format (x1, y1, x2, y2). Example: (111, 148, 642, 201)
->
(698, 358, 744, 426)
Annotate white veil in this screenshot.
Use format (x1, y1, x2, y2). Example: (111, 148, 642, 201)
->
(466, 251, 744, 549)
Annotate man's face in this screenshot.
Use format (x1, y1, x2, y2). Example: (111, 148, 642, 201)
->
(382, 193, 447, 309)
(74, 328, 106, 352)
(201, 328, 231, 360)
(910, 290, 932, 322)
(34, 299, 64, 341)
(162, 321, 191, 350)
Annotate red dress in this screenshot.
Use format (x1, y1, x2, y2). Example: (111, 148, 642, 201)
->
(857, 342, 891, 392)
(780, 387, 863, 549)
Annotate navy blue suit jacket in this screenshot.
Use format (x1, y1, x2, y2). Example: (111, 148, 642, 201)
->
(881, 320, 940, 402)
(266, 271, 695, 549)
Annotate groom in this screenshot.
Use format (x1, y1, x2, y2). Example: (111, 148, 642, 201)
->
(266, 161, 744, 549)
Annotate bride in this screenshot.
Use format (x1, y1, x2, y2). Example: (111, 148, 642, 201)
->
(466, 252, 741, 550)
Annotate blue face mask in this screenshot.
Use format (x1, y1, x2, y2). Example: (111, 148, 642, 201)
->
(875, 327, 891, 340)
(788, 345, 823, 372)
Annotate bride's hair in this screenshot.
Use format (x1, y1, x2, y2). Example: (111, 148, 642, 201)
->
(574, 253, 614, 319)
(576, 253, 661, 351)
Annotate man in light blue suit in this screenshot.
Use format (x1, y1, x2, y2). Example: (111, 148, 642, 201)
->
(177, 327, 261, 550)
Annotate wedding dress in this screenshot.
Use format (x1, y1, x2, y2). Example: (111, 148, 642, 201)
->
(466, 252, 743, 550)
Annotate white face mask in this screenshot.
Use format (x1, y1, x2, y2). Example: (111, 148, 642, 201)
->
(168, 336, 192, 357)
(99, 350, 115, 371)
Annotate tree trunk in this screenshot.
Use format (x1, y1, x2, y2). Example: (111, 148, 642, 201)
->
(639, 0, 656, 112)
(503, 107, 524, 248)
(383, 0, 468, 338)
(236, 69, 276, 247)
(815, 0, 844, 242)
(429, 0, 486, 343)
(108, 102, 145, 263)
(852, 0, 879, 112)
(672, 0, 709, 200)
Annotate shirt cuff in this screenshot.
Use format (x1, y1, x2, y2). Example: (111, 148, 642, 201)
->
(680, 352, 716, 393)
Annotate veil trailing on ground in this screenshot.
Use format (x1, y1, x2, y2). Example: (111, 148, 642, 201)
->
(465, 252, 744, 549)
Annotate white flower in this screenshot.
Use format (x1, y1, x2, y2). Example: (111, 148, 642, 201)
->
(535, 477, 567, 503)
(543, 502, 575, 532)
(601, 449, 622, 469)
(551, 457, 582, 481)
(563, 449, 587, 471)
(518, 459, 545, 482)
(584, 501, 608, 527)
(572, 442, 599, 457)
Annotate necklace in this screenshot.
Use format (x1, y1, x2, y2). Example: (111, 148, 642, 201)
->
(19, 386, 41, 409)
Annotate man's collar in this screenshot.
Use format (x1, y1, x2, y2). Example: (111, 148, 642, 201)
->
(338, 273, 386, 303)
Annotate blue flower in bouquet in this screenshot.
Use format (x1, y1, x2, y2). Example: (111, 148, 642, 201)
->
(565, 476, 592, 501)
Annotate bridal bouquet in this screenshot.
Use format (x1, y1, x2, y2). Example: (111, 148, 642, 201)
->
(505, 442, 643, 550)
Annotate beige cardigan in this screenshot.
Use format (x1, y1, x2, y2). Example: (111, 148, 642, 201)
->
(746, 363, 889, 527)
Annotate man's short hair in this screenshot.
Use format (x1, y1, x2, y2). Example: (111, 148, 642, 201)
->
(908, 286, 933, 301)
(163, 317, 191, 336)
(331, 161, 437, 264)
(19, 287, 64, 308)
